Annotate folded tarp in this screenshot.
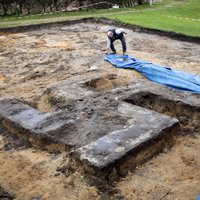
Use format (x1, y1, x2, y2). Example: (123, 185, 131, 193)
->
(105, 54, 200, 93)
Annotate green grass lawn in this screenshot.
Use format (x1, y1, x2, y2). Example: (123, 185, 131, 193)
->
(108, 0, 200, 36)
(0, 0, 199, 37)
(108, 11, 199, 37)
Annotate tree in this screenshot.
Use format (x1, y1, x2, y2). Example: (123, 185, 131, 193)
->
(15, 0, 24, 14)
(24, 0, 35, 14)
(137, 0, 144, 5)
(36, 0, 47, 12)
(0, 0, 14, 15)
(77, 0, 84, 7)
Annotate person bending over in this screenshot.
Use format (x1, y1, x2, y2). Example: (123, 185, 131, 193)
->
(106, 28, 127, 54)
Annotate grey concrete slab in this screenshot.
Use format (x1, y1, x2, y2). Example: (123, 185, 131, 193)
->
(0, 98, 48, 130)
(45, 73, 129, 110)
(72, 102, 180, 180)
(46, 75, 94, 102)
(46, 73, 111, 107)
(0, 98, 140, 150)
(1, 77, 199, 180)
(0, 98, 75, 150)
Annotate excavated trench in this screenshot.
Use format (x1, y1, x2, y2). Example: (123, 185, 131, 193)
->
(0, 19, 200, 199)
(85, 74, 129, 91)
(124, 91, 200, 135)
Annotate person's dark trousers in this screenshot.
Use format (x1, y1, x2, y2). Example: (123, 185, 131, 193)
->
(120, 35, 126, 53)
(110, 35, 126, 54)
(110, 40, 116, 54)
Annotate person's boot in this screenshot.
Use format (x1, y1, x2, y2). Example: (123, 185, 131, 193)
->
(111, 51, 116, 54)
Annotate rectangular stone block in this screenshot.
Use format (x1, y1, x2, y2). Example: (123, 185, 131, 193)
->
(0, 98, 47, 130)
(0, 98, 74, 151)
(72, 102, 180, 181)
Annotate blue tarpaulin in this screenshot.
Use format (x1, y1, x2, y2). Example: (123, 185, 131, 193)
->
(105, 54, 200, 93)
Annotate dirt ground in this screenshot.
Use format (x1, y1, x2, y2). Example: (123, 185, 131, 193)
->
(0, 22, 200, 199)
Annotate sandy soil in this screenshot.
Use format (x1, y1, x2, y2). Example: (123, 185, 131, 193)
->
(0, 22, 200, 199)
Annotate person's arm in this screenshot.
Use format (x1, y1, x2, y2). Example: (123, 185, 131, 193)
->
(106, 37, 111, 50)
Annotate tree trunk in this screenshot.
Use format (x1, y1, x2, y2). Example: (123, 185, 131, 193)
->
(19, 4, 23, 14)
(2, 4, 8, 15)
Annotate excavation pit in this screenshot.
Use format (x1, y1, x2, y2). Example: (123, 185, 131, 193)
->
(124, 89, 200, 134)
(85, 74, 128, 91)
(0, 20, 200, 197)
